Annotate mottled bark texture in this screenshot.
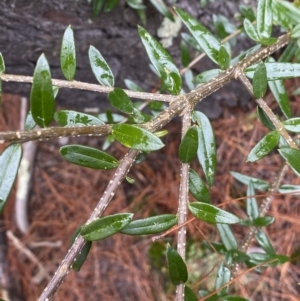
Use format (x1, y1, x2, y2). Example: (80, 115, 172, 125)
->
(1, 0, 256, 118)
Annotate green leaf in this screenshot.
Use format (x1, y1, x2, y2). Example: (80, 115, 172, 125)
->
(272, 0, 300, 29)
(278, 147, 300, 174)
(184, 286, 198, 301)
(226, 249, 250, 263)
(193, 111, 216, 187)
(217, 224, 238, 250)
(246, 181, 259, 220)
(127, 0, 145, 10)
(54, 110, 104, 126)
(181, 33, 202, 52)
(278, 184, 300, 194)
(138, 26, 181, 95)
(253, 63, 267, 99)
(266, 57, 291, 119)
(220, 296, 250, 301)
(166, 244, 188, 285)
(104, 0, 119, 12)
(239, 5, 256, 22)
(60, 25, 76, 80)
(257, 0, 273, 39)
(215, 262, 230, 296)
(149, 0, 174, 21)
(243, 18, 260, 41)
(0, 53, 5, 73)
(30, 54, 55, 127)
(189, 202, 240, 224)
(124, 79, 144, 91)
(112, 124, 164, 151)
(89, 45, 114, 87)
(24, 111, 36, 130)
(108, 87, 135, 114)
(246, 131, 280, 162)
(230, 45, 261, 66)
(291, 23, 300, 39)
(188, 169, 210, 203)
(257, 106, 275, 130)
(60, 145, 119, 170)
(184, 69, 195, 91)
(175, 7, 221, 65)
(80, 213, 133, 241)
(213, 14, 237, 39)
(218, 45, 230, 70)
(245, 62, 300, 80)
(0, 144, 22, 214)
(120, 214, 177, 235)
(70, 227, 92, 272)
(279, 40, 298, 62)
(181, 40, 191, 67)
(230, 171, 269, 191)
(179, 126, 198, 163)
(252, 216, 275, 227)
(92, 0, 105, 16)
(247, 252, 289, 266)
(193, 69, 222, 85)
(283, 118, 300, 132)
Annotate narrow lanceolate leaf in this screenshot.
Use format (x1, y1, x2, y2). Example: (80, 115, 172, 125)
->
(60, 145, 119, 170)
(266, 57, 291, 119)
(278, 184, 300, 194)
(193, 111, 216, 187)
(257, 106, 275, 131)
(108, 87, 134, 114)
(215, 262, 231, 296)
(0, 144, 22, 214)
(283, 118, 300, 132)
(127, 0, 145, 10)
(218, 45, 230, 70)
(246, 131, 280, 162)
(120, 214, 177, 235)
(239, 4, 256, 22)
(89, 45, 114, 87)
(124, 79, 144, 91)
(149, 0, 174, 21)
(184, 286, 198, 301)
(272, 0, 300, 29)
(248, 252, 289, 266)
(257, 0, 273, 39)
(193, 69, 222, 85)
(166, 244, 188, 285)
(246, 181, 259, 221)
(60, 25, 76, 80)
(291, 23, 300, 39)
(253, 63, 267, 99)
(189, 203, 240, 224)
(112, 124, 164, 151)
(181, 40, 190, 67)
(138, 26, 181, 95)
(30, 54, 55, 127)
(189, 169, 210, 203)
(245, 63, 300, 80)
(0, 53, 5, 73)
(230, 171, 269, 191)
(251, 216, 274, 227)
(24, 111, 36, 130)
(175, 7, 221, 65)
(217, 224, 238, 250)
(278, 147, 300, 174)
(179, 126, 198, 163)
(80, 213, 133, 241)
(70, 227, 92, 272)
(54, 110, 104, 126)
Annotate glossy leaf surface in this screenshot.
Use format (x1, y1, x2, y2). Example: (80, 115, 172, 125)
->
(283, 118, 300, 132)
(70, 227, 92, 272)
(175, 7, 221, 64)
(248, 252, 289, 266)
(189, 203, 240, 224)
(60, 25, 76, 80)
(230, 171, 269, 191)
(246, 181, 259, 221)
(253, 63, 267, 99)
(124, 79, 144, 91)
(108, 87, 134, 114)
(181, 40, 190, 67)
(272, 0, 300, 29)
(54, 110, 104, 126)
(278, 147, 300, 174)
(24, 111, 36, 130)
(193, 111, 216, 187)
(166, 244, 188, 285)
(193, 69, 222, 85)
(256, 229, 276, 254)
(189, 169, 210, 203)
(0, 144, 22, 214)
(218, 45, 230, 70)
(215, 262, 230, 296)
(112, 124, 164, 151)
(184, 286, 198, 301)
(257, 106, 275, 131)
(138, 26, 181, 95)
(30, 54, 55, 127)
(217, 224, 238, 250)
(179, 126, 198, 163)
(149, 0, 174, 21)
(89, 45, 114, 87)
(120, 214, 177, 235)
(278, 184, 300, 194)
(246, 131, 280, 162)
(80, 213, 133, 241)
(60, 145, 119, 170)
(257, 0, 273, 39)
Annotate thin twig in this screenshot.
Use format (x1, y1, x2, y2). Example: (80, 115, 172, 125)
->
(38, 149, 139, 301)
(175, 111, 191, 301)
